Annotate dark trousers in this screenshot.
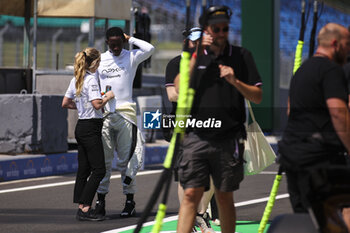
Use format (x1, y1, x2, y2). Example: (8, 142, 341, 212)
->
(74, 119, 106, 206)
(285, 152, 348, 213)
(285, 169, 310, 213)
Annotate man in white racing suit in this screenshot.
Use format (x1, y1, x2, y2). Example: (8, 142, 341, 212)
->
(95, 27, 155, 217)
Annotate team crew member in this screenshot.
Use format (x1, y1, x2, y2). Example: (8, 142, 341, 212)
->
(95, 27, 155, 217)
(278, 23, 350, 229)
(344, 37, 350, 109)
(165, 27, 215, 233)
(62, 48, 115, 221)
(175, 6, 263, 233)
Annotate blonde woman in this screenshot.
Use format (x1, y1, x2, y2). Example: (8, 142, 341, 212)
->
(62, 48, 114, 221)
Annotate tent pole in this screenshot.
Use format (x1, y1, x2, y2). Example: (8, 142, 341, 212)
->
(32, 0, 38, 93)
(104, 19, 109, 51)
(23, 0, 31, 68)
(88, 17, 95, 47)
(129, 0, 135, 51)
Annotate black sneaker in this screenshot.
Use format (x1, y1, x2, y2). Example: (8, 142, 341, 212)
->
(94, 200, 106, 217)
(76, 209, 104, 221)
(120, 200, 136, 217)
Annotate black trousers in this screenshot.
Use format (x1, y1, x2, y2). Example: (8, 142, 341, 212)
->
(285, 169, 310, 213)
(73, 119, 106, 206)
(285, 152, 347, 213)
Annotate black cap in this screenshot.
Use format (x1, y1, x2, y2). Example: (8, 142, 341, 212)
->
(199, 5, 232, 27)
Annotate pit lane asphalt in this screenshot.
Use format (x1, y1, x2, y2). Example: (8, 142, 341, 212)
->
(0, 163, 292, 233)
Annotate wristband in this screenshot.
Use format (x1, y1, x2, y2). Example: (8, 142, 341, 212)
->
(191, 53, 197, 59)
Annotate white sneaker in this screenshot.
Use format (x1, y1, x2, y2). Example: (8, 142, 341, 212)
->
(195, 212, 215, 233)
(212, 218, 220, 226)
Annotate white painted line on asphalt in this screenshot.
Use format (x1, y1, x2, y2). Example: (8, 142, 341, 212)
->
(0, 180, 76, 194)
(266, 136, 279, 144)
(102, 215, 179, 233)
(0, 175, 64, 185)
(0, 169, 280, 187)
(235, 194, 290, 207)
(101, 193, 290, 233)
(259, 171, 284, 175)
(0, 170, 162, 194)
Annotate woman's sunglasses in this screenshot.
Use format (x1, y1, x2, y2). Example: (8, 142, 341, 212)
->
(212, 26, 229, 33)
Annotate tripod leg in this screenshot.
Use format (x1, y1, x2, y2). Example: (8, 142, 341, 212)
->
(258, 166, 283, 233)
(134, 169, 170, 233)
(151, 168, 174, 233)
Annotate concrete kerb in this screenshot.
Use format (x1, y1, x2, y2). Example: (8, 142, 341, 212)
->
(0, 140, 170, 182)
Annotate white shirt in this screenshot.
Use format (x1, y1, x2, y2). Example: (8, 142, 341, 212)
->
(97, 37, 155, 112)
(65, 72, 103, 119)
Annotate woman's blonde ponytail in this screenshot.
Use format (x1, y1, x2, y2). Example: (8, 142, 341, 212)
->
(74, 48, 100, 96)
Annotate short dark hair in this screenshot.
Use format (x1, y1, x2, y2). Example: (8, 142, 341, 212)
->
(106, 27, 126, 41)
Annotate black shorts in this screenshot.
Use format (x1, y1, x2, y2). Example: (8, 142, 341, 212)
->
(178, 132, 244, 192)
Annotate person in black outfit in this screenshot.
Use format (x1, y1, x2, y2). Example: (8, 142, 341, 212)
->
(175, 6, 263, 233)
(345, 56, 350, 108)
(165, 27, 215, 233)
(344, 26, 350, 109)
(278, 23, 350, 229)
(165, 28, 201, 123)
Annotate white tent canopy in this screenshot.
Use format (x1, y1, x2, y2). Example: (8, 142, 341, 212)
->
(37, 0, 131, 19)
(0, 0, 133, 93)
(0, 0, 132, 19)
